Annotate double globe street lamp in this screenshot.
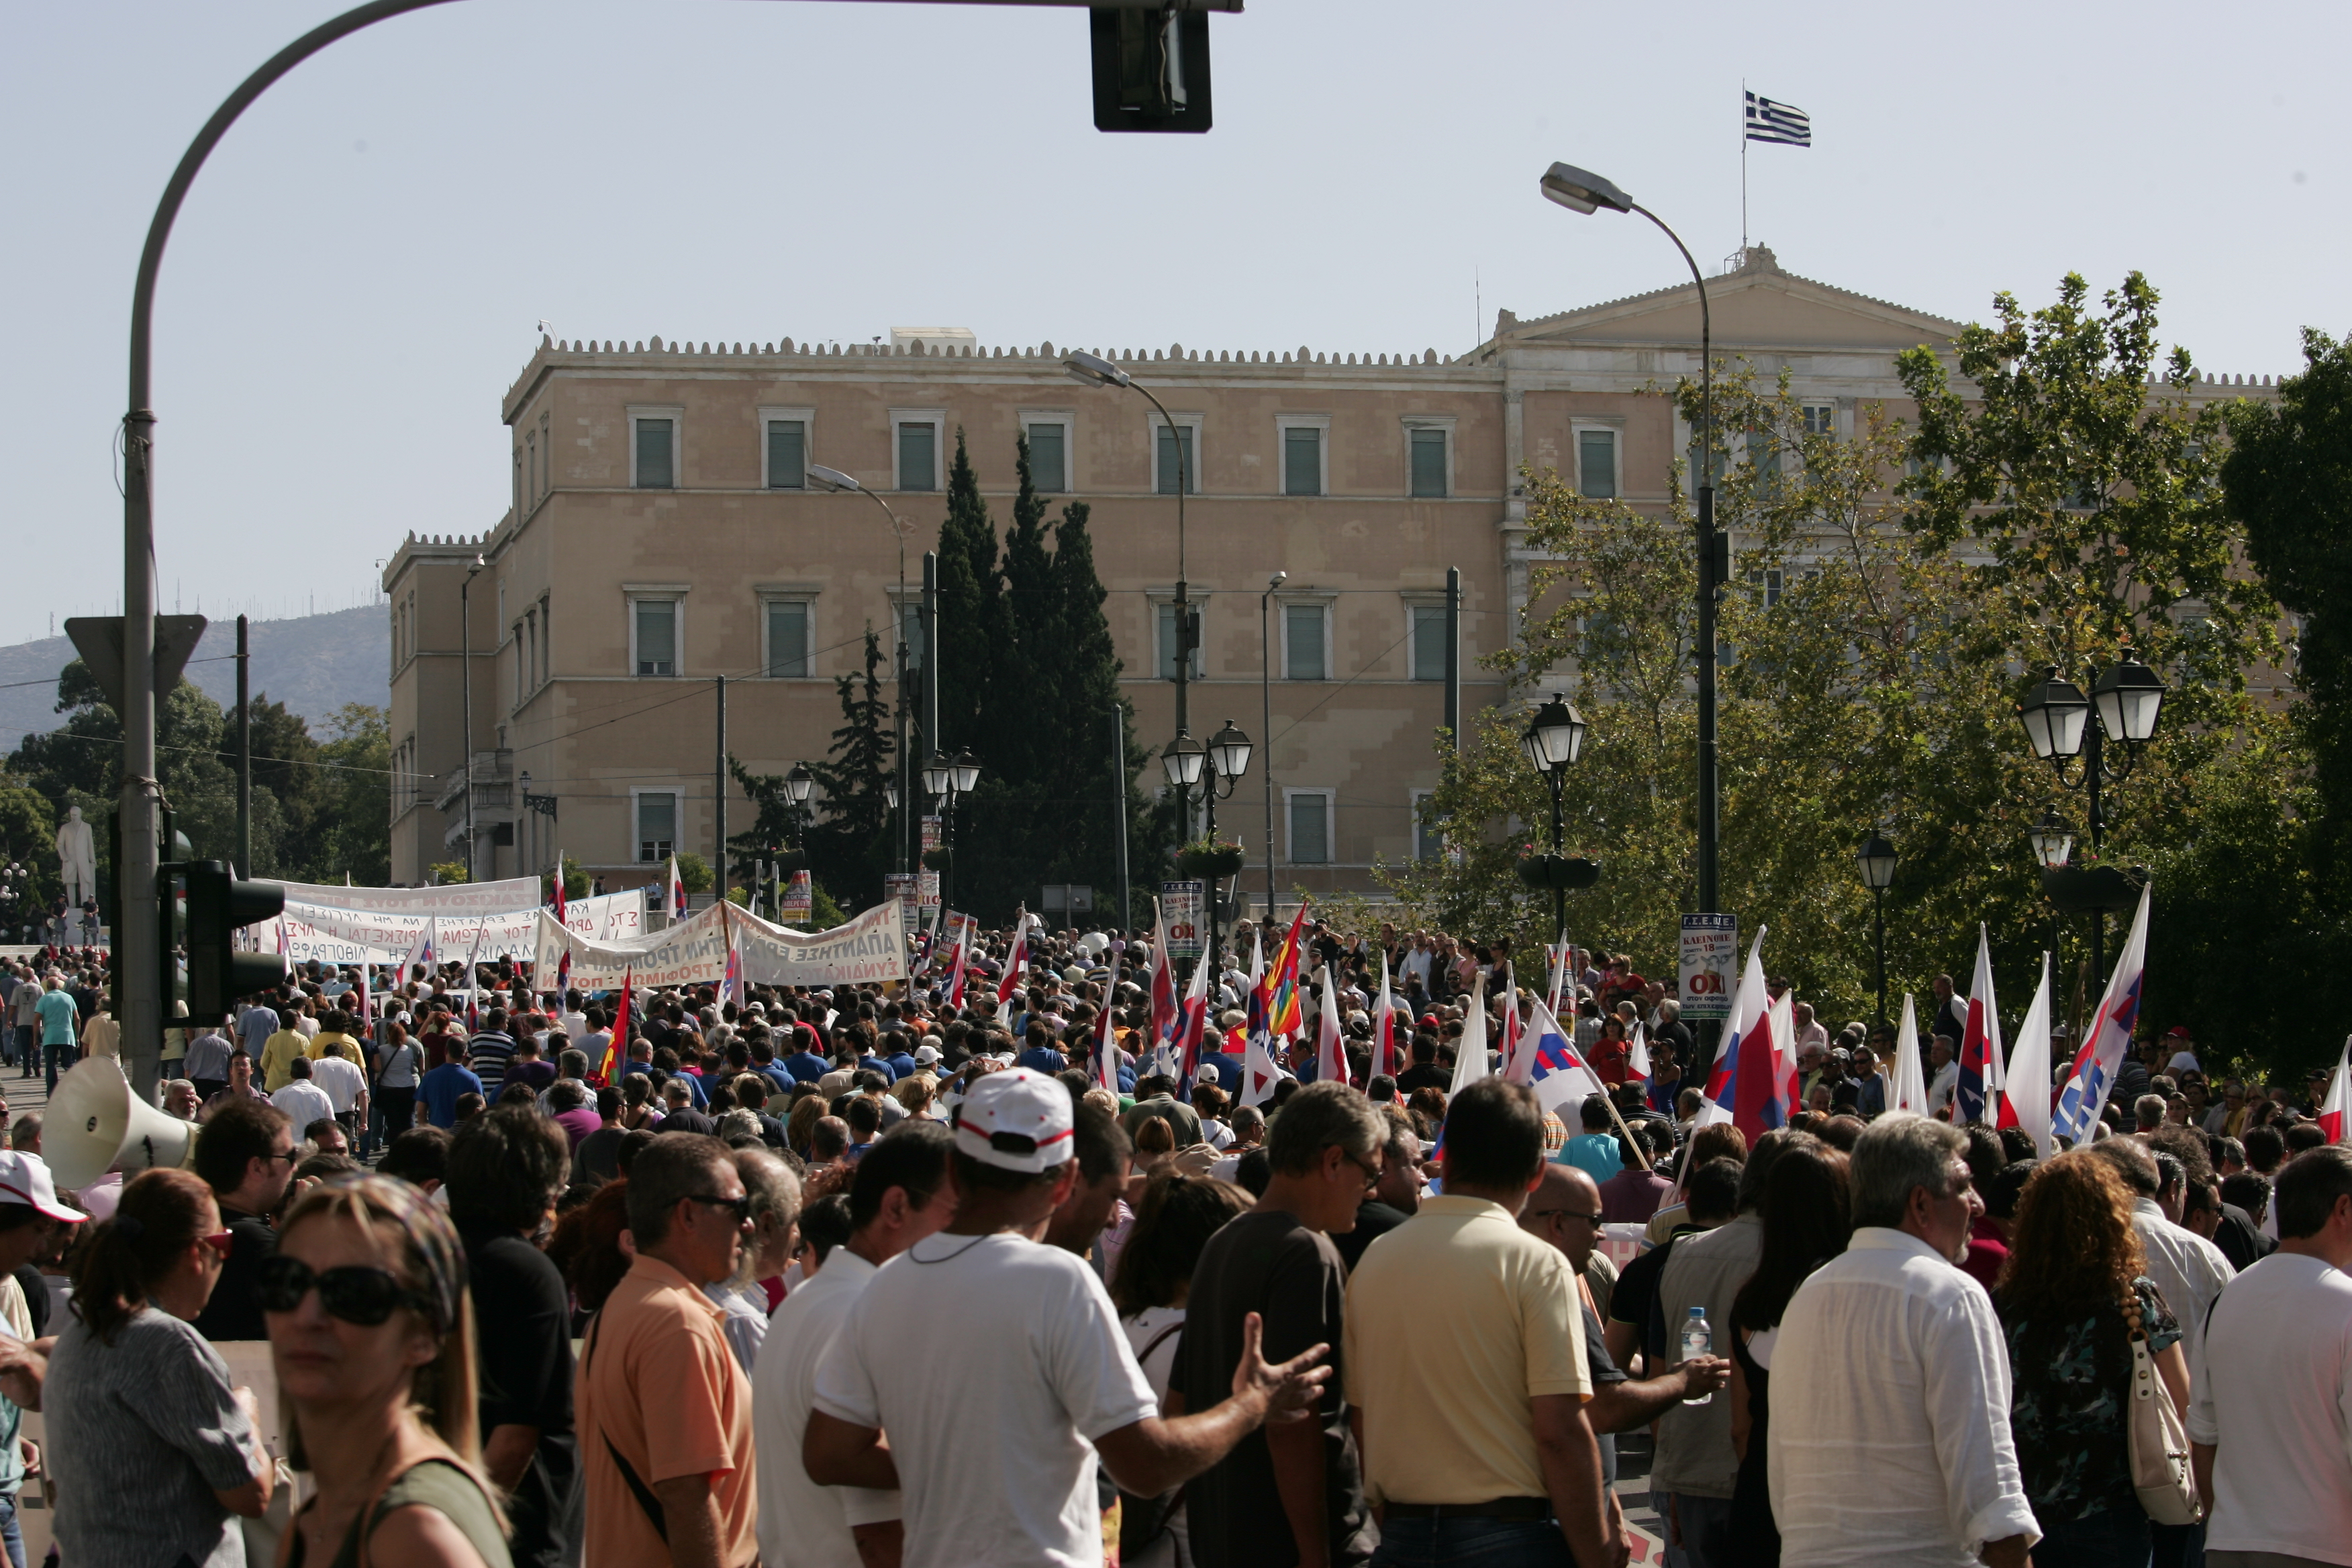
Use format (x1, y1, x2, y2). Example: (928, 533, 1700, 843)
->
(922, 750, 981, 923)
(1165, 719, 1252, 975)
(1519, 694, 1594, 938)
(2016, 648, 2169, 978)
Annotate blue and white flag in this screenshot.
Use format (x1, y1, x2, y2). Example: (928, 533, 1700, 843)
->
(2053, 883, 2153, 1143)
(1523, 997, 1608, 1118)
(1744, 91, 1811, 147)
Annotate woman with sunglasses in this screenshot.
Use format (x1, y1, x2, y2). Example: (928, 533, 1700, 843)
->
(266, 1173, 510, 1567)
(44, 1166, 275, 1568)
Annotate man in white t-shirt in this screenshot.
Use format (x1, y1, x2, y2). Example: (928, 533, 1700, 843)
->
(754, 1120, 956, 1568)
(805, 1067, 1330, 1568)
(307, 1039, 371, 1132)
(2188, 1144, 2352, 1568)
(268, 1057, 336, 1140)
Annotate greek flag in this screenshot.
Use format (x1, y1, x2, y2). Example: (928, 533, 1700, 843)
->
(1744, 91, 1811, 147)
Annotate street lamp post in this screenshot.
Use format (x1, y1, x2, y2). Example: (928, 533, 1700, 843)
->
(1539, 163, 1719, 921)
(1260, 573, 1285, 923)
(1855, 832, 1897, 1031)
(1519, 694, 1588, 937)
(1171, 720, 1251, 970)
(2016, 648, 2168, 980)
(807, 464, 916, 877)
(458, 552, 486, 881)
(519, 769, 558, 895)
(923, 750, 981, 920)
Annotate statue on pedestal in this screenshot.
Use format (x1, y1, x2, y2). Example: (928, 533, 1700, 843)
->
(57, 805, 96, 942)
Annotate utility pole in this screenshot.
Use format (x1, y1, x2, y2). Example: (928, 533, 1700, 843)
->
(1112, 706, 1130, 930)
(236, 614, 251, 873)
(1442, 566, 1461, 752)
(716, 674, 728, 900)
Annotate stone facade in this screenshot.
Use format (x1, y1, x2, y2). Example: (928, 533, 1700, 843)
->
(382, 249, 2281, 901)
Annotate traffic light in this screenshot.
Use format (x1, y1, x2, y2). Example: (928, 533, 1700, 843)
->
(1090, 7, 1212, 133)
(183, 861, 285, 1016)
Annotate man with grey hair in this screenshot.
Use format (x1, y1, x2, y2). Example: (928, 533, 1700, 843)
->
(1768, 1116, 2037, 1568)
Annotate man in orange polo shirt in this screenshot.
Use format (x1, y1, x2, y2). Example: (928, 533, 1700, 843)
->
(577, 1132, 759, 1568)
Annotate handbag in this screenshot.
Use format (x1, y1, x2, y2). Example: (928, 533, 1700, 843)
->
(2121, 1288, 2200, 1526)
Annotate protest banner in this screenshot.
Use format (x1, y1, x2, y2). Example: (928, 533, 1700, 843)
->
(273, 889, 645, 967)
(734, 899, 909, 988)
(1162, 879, 1205, 961)
(532, 899, 908, 991)
(1679, 913, 1739, 1022)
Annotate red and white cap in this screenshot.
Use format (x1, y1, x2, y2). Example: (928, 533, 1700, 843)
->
(952, 1067, 1075, 1174)
(0, 1153, 87, 1223)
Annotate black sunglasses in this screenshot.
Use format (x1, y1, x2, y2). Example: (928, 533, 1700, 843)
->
(688, 1192, 754, 1222)
(258, 1255, 430, 1327)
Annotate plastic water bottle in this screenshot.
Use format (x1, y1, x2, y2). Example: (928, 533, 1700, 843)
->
(1681, 1307, 1713, 1406)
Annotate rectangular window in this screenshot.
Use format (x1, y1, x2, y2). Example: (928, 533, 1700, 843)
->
(634, 598, 677, 676)
(767, 420, 806, 489)
(634, 418, 674, 489)
(1412, 791, 1443, 861)
(636, 793, 677, 863)
(1284, 426, 1322, 496)
(1803, 403, 1836, 436)
(538, 596, 550, 686)
(1157, 603, 1203, 681)
(1285, 603, 1327, 681)
(1748, 568, 1784, 609)
(899, 603, 926, 677)
(767, 600, 810, 677)
(1411, 604, 1448, 682)
(1409, 428, 1448, 497)
(1028, 422, 1067, 493)
(1579, 429, 1618, 499)
(1157, 425, 1193, 495)
(1288, 792, 1331, 865)
(898, 422, 938, 491)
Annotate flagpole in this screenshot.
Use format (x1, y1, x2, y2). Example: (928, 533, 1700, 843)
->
(1741, 84, 1748, 250)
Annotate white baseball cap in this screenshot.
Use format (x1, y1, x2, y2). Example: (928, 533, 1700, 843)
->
(913, 1043, 942, 1066)
(952, 1067, 1075, 1174)
(0, 1152, 87, 1223)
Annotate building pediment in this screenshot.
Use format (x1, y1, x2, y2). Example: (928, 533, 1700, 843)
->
(1491, 246, 1966, 358)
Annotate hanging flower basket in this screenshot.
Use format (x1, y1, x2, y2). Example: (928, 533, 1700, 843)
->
(1175, 840, 1247, 879)
(921, 846, 953, 873)
(2041, 863, 2146, 912)
(771, 850, 810, 877)
(1516, 853, 1601, 892)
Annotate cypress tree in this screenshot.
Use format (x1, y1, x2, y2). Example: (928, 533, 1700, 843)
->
(933, 430, 1010, 756)
(997, 432, 1057, 781)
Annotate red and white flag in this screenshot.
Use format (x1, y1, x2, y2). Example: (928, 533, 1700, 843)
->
(1449, 971, 1492, 1097)
(1500, 966, 1533, 1084)
(1371, 950, 1400, 1082)
(1148, 900, 1178, 1056)
(945, 916, 973, 1010)
(665, 856, 687, 921)
(1958, 924, 2007, 1125)
(1316, 963, 1349, 1088)
(995, 910, 1033, 1016)
(1091, 991, 1121, 1093)
(599, 967, 632, 1083)
(2319, 1036, 2352, 1146)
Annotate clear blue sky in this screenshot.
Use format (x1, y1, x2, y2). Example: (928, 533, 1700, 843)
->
(3, 0, 2341, 650)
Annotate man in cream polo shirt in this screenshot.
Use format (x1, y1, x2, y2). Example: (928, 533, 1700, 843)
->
(1344, 1077, 1622, 1568)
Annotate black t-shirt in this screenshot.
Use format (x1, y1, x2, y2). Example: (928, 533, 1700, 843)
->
(191, 1209, 277, 1342)
(460, 1222, 578, 1568)
(1330, 1200, 1410, 1273)
(656, 1106, 717, 1136)
(1581, 1297, 1630, 1484)
(572, 1127, 625, 1189)
(1394, 1063, 1449, 1093)
(1173, 1210, 1374, 1568)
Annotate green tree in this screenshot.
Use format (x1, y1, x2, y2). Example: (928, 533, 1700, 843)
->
(307, 704, 391, 885)
(934, 430, 1014, 758)
(803, 627, 897, 906)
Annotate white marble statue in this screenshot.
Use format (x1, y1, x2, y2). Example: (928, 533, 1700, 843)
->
(56, 805, 96, 909)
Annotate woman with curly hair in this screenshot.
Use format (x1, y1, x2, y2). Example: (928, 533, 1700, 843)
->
(1996, 1150, 2191, 1568)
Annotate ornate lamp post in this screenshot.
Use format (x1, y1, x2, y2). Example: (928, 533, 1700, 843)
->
(2017, 650, 2168, 978)
(922, 750, 980, 920)
(1855, 832, 1897, 1031)
(1519, 693, 1589, 938)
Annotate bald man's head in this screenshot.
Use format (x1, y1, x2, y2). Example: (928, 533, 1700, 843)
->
(1518, 1163, 1604, 1271)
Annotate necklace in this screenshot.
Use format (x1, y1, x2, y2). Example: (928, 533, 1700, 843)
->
(909, 1232, 1002, 1265)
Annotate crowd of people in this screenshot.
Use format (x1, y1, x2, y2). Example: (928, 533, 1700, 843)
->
(0, 911, 2342, 1568)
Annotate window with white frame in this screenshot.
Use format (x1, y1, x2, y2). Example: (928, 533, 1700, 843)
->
(635, 791, 677, 863)
(631, 595, 680, 676)
(630, 409, 680, 489)
(1802, 403, 1836, 437)
(1023, 416, 1070, 493)
(1409, 602, 1449, 682)
(1747, 568, 1784, 609)
(1407, 424, 1450, 498)
(1156, 600, 1204, 681)
(1411, 789, 1444, 861)
(1278, 416, 1329, 497)
(1282, 601, 1330, 681)
(1154, 418, 1199, 495)
(893, 413, 943, 491)
(1286, 789, 1333, 865)
(765, 597, 812, 677)
(1577, 428, 1620, 499)
(765, 414, 809, 489)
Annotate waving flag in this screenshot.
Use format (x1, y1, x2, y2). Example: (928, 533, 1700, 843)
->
(1262, 901, 1310, 1040)
(552, 865, 567, 926)
(599, 967, 632, 1083)
(1627, 1020, 1651, 1086)
(2318, 1037, 2352, 1145)
(352, 964, 371, 1028)
(1499, 967, 1532, 1084)
(1744, 90, 1812, 147)
(1371, 950, 1400, 1083)
(1705, 928, 1789, 1142)
(460, 922, 487, 1031)
(666, 856, 687, 922)
(1889, 993, 1930, 1116)
(996, 910, 1034, 1012)
(721, 920, 742, 1009)
(1769, 988, 1797, 1120)
(1242, 1030, 1285, 1109)
(1546, 936, 1571, 1018)
(1315, 963, 1350, 1088)
(1091, 991, 1121, 1093)
(1449, 971, 1491, 1097)
(1173, 944, 1212, 1097)
(945, 916, 973, 1009)
(1148, 901, 1178, 1052)
(2053, 882, 2153, 1144)
(554, 941, 571, 1002)
(1523, 996, 1608, 1117)
(2004, 953, 2056, 1156)
(1957, 925, 2007, 1125)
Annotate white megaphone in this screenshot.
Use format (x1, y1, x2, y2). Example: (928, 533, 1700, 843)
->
(46, 1059, 199, 1193)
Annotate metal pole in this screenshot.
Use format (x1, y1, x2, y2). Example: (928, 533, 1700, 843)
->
(460, 566, 476, 880)
(1129, 382, 1189, 739)
(1443, 565, 1461, 750)
(2086, 716, 2106, 985)
(236, 615, 251, 873)
(1549, 768, 1565, 940)
(1873, 885, 1887, 1032)
(1113, 706, 1131, 930)
(1261, 584, 1276, 923)
(716, 673, 728, 901)
(921, 551, 938, 927)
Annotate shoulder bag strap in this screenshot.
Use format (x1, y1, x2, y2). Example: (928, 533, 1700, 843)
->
(581, 1311, 670, 1544)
